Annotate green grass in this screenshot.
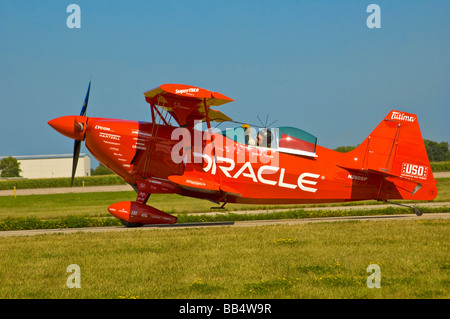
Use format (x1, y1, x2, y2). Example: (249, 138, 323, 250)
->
(0, 216, 122, 231)
(0, 175, 125, 190)
(434, 178, 450, 202)
(0, 191, 137, 220)
(431, 161, 450, 172)
(0, 219, 448, 298)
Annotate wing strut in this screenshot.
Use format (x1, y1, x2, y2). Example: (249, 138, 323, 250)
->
(202, 98, 221, 186)
(150, 103, 170, 126)
(142, 103, 173, 179)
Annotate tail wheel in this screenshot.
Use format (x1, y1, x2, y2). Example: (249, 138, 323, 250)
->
(413, 206, 423, 216)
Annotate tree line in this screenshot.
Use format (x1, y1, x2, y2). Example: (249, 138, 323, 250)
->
(334, 139, 450, 162)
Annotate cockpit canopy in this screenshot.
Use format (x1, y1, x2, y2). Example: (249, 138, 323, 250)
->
(221, 126, 317, 158)
(276, 126, 317, 157)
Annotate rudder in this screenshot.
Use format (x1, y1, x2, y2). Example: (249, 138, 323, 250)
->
(348, 110, 437, 201)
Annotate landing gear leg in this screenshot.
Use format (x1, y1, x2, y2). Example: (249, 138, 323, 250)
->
(382, 200, 423, 216)
(211, 202, 227, 210)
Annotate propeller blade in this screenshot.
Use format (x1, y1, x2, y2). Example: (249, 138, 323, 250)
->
(71, 80, 91, 186)
(80, 80, 91, 117)
(71, 140, 81, 187)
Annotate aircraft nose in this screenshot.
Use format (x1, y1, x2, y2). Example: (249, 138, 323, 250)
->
(48, 115, 88, 141)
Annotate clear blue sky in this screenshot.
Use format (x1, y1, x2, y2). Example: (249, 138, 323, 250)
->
(1, 1, 449, 168)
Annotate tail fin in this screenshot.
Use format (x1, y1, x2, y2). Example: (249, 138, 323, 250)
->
(344, 110, 437, 201)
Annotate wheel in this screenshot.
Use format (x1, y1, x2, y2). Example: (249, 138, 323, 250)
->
(413, 206, 423, 216)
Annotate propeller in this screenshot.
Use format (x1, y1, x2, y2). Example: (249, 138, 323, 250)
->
(71, 80, 91, 186)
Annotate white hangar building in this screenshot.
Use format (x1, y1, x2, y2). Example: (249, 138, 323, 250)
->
(0, 154, 91, 179)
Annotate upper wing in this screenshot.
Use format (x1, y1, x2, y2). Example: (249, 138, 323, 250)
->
(144, 84, 234, 126)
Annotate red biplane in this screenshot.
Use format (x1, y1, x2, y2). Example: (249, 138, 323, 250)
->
(48, 83, 437, 226)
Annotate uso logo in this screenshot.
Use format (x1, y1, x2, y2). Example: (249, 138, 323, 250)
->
(401, 163, 428, 180)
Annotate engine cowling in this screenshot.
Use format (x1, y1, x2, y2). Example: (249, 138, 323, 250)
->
(108, 201, 177, 227)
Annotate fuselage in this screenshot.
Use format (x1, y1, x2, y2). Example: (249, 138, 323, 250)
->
(83, 117, 389, 205)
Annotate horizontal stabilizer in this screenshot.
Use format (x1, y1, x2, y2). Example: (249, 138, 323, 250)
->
(339, 165, 422, 196)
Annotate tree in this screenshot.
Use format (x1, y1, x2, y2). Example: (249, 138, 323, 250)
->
(424, 140, 450, 162)
(0, 157, 22, 177)
(91, 163, 113, 175)
(334, 139, 450, 162)
(334, 145, 358, 153)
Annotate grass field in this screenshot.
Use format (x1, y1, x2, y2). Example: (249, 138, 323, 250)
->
(0, 179, 448, 299)
(0, 219, 448, 299)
